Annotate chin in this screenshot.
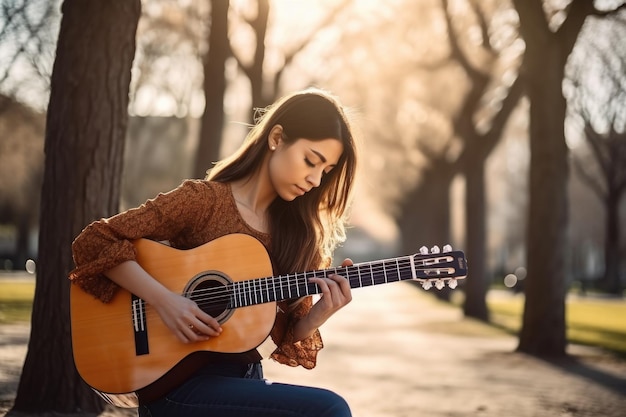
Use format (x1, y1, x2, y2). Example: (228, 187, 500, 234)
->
(278, 192, 297, 202)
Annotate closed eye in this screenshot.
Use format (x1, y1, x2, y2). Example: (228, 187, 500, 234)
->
(305, 158, 315, 167)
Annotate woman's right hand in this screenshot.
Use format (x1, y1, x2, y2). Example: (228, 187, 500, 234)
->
(152, 291, 223, 343)
(106, 260, 222, 344)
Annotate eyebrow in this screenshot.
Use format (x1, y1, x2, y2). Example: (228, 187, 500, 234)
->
(309, 147, 339, 169)
(310, 149, 327, 163)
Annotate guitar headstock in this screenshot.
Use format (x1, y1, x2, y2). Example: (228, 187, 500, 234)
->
(411, 244, 467, 290)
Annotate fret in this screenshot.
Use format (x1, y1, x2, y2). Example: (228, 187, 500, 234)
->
(272, 276, 277, 302)
(306, 271, 318, 295)
(294, 274, 299, 298)
(295, 273, 301, 297)
(357, 264, 363, 288)
(246, 280, 253, 307)
(232, 282, 238, 308)
(409, 255, 417, 280)
(297, 272, 303, 295)
(303, 271, 310, 295)
(383, 260, 388, 283)
(384, 258, 398, 283)
(395, 258, 401, 282)
(260, 277, 266, 304)
(287, 275, 293, 298)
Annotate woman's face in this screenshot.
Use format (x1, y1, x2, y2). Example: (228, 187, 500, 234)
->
(268, 136, 343, 201)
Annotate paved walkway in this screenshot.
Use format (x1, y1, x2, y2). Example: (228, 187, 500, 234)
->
(2, 282, 626, 416)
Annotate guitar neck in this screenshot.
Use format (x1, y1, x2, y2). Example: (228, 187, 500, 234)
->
(230, 252, 463, 308)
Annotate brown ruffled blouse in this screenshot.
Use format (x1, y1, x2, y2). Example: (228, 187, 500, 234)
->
(69, 180, 324, 374)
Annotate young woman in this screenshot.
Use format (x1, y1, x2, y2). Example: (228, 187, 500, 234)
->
(70, 88, 358, 417)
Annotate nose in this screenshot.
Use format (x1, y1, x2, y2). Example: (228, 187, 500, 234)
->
(306, 170, 323, 188)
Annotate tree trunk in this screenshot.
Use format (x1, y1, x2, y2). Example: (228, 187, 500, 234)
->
(10, 0, 140, 413)
(14, 214, 30, 271)
(193, 0, 230, 179)
(248, 0, 270, 119)
(463, 152, 489, 321)
(399, 164, 455, 254)
(398, 162, 455, 299)
(604, 192, 621, 294)
(513, 0, 595, 357)
(517, 39, 568, 357)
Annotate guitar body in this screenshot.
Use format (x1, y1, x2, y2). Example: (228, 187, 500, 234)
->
(70, 234, 276, 394)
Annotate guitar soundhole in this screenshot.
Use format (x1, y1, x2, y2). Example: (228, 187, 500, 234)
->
(183, 271, 234, 325)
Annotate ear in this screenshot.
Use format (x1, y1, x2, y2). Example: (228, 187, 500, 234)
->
(268, 125, 283, 150)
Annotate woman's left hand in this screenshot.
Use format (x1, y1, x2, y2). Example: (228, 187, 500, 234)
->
(302, 258, 354, 331)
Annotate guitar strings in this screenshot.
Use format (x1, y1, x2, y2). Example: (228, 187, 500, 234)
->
(75, 256, 459, 324)
(175, 255, 456, 310)
(150, 257, 449, 315)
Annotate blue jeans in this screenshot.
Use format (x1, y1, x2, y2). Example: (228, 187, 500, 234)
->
(138, 362, 351, 417)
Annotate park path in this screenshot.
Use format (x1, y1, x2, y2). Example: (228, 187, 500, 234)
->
(2, 282, 626, 416)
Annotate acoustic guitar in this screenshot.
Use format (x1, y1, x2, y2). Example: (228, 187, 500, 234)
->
(70, 233, 467, 399)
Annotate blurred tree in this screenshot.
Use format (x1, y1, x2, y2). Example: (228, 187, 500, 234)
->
(194, 0, 230, 179)
(567, 14, 626, 294)
(0, 0, 59, 111)
(233, 0, 270, 112)
(9, 0, 141, 413)
(323, 0, 464, 254)
(0, 0, 57, 270)
(130, 0, 206, 117)
(193, 0, 353, 176)
(576, 123, 626, 294)
(331, 1, 525, 314)
(437, 0, 524, 314)
(0, 96, 45, 270)
(512, 0, 625, 356)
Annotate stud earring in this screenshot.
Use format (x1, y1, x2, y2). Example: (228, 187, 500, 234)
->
(270, 146, 276, 150)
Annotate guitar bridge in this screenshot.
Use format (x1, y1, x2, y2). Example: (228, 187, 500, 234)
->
(131, 294, 149, 356)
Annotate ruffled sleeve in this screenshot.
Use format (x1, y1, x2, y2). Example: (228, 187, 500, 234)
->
(268, 255, 333, 369)
(269, 297, 323, 369)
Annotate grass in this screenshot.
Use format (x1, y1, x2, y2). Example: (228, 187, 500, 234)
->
(487, 294, 626, 356)
(0, 279, 35, 323)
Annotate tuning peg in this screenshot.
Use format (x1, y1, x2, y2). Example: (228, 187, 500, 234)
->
(443, 244, 452, 252)
(421, 280, 433, 290)
(435, 279, 445, 290)
(448, 279, 458, 289)
(419, 246, 429, 255)
(430, 245, 440, 254)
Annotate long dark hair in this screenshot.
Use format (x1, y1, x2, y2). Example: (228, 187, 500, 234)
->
(208, 89, 358, 274)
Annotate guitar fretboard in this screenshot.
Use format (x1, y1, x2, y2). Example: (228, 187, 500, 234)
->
(229, 252, 463, 308)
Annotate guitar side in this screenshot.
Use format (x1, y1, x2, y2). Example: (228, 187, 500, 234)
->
(70, 234, 276, 394)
